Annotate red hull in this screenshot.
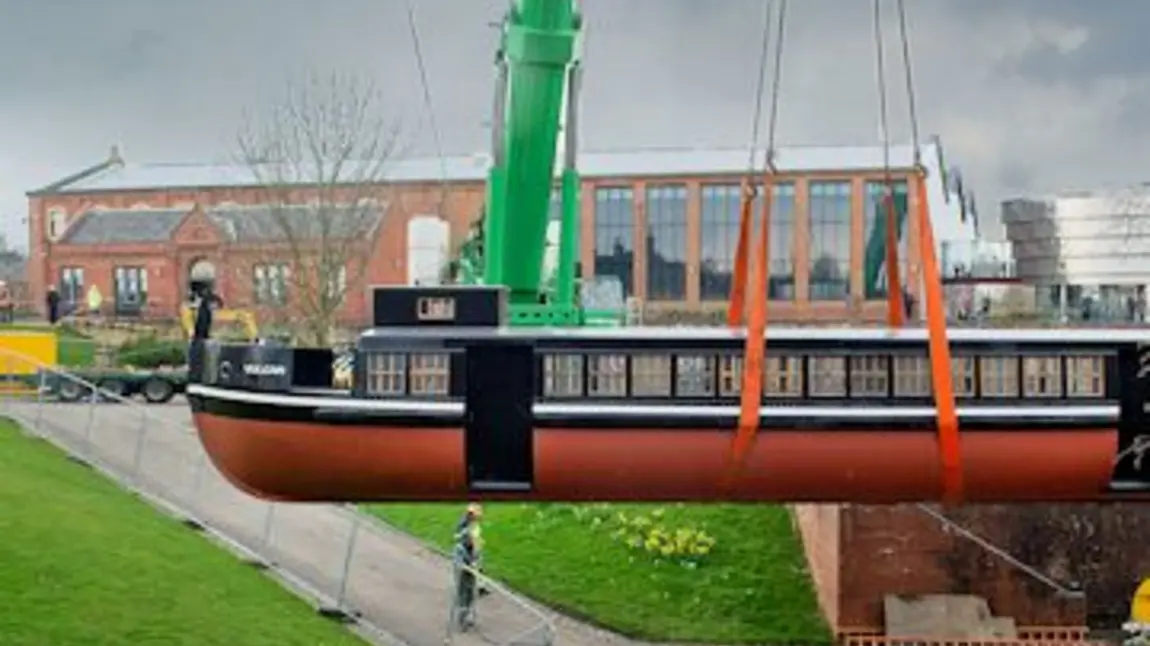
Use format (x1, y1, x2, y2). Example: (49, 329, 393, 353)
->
(192, 412, 1119, 503)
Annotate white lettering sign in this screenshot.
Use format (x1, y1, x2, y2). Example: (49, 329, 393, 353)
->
(242, 363, 287, 377)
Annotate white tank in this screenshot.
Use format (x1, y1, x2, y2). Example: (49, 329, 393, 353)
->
(407, 215, 449, 286)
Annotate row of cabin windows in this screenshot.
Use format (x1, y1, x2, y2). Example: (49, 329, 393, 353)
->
(361, 352, 1106, 400)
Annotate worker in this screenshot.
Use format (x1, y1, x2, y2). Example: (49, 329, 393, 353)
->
(85, 284, 102, 318)
(0, 281, 12, 323)
(451, 521, 480, 631)
(455, 503, 490, 597)
(188, 290, 221, 383)
(903, 287, 917, 321)
(46, 286, 60, 325)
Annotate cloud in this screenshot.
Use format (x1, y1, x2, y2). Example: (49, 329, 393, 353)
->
(2, 0, 1150, 248)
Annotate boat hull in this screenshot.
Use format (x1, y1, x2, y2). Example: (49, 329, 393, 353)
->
(191, 404, 1118, 504)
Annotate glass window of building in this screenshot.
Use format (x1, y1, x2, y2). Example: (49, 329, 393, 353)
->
(701, 183, 784, 301)
(593, 186, 635, 297)
(645, 184, 688, 300)
(770, 183, 796, 300)
(808, 181, 852, 301)
(699, 184, 744, 301)
(862, 180, 909, 298)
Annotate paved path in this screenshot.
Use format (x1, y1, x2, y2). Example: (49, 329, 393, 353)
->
(2, 400, 650, 646)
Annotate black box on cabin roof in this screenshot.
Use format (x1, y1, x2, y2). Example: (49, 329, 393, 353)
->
(371, 285, 508, 327)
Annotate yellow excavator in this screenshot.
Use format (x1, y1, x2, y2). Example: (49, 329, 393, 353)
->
(178, 303, 259, 341)
(178, 301, 358, 388)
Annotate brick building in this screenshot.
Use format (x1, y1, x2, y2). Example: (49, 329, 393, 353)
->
(26, 139, 974, 324)
(795, 503, 1150, 635)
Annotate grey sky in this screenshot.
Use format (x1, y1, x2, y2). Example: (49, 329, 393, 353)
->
(2, 0, 1149, 250)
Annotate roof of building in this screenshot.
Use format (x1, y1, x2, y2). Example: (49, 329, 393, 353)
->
(32, 140, 945, 195)
(60, 207, 189, 245)
(205, 202, 386, 242)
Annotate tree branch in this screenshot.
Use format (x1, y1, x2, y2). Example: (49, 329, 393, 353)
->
(233, 70, 407, 346)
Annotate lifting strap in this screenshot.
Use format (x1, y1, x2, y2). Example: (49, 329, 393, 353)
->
(726, 181, 756, 327)
(724, 178, 773, 491)
(872, 0, 905, 328)
(723, 0, 786, 493)
(915, 171, 964, 504)
(883, 186, 906, 326)
(888, 0, 964, 503)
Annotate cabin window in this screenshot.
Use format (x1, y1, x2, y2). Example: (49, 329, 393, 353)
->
(718, 355, 742, 397)
(1067, 356, 1105, 397)
(765, 356, 802, 397)
(588, 353, 627, 397)
(893, 356, 928, 396)
(980, 357, 1019, 398)
(952, 356, 977, 397)
(365, 353, 406, 395)
(543, 354, 584, 397)
(631, 354, 672, 397)
(710, 354, 804, 398)
(809, 357, 846, 397)
(675, 355, 715, 397)
(849, 355, 888, 397)
(893, 356, 977, 398)
(409, 353, 450, 395)
(1022, 356, 1062, 398)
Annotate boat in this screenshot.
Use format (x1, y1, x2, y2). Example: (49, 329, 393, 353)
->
(186, 285, 1150, 504)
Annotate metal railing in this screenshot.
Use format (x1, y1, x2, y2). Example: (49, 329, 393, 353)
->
(0, 348, 554, 646)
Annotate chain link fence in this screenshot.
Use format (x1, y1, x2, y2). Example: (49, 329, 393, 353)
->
(0, 348, 554, 646)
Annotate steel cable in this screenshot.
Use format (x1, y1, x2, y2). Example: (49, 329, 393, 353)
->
(745, 0, 776, 174)
(405, 1, 450, 200)
(896, 0, 923, 164)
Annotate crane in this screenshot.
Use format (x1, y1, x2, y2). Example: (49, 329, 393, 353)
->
(446, 0, 587, 327)
(185, 0, 1150, 505)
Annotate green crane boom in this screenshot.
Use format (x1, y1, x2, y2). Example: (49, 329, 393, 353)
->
(481, 0, 584, 326)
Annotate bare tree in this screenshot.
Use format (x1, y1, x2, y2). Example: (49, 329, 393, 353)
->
(233, 71, 405, 346)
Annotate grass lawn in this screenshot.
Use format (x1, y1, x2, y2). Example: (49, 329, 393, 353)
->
(374, 502, 831, 644)
(0, 418, 365, 646)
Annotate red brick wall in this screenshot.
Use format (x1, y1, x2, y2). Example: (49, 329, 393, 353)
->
(29, 169, 924, 323)
(29, 182, 488, 322)
(796, 503, 1150, 634)
(794, 504, 843, 625)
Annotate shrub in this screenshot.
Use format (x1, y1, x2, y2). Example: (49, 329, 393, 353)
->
(611, 508, 717, 568)
(117, 336, 186, 368)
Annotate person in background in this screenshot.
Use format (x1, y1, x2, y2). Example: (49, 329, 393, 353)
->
(451, 526, 480, 630)
(46, 286, 60, 325)
(188, 289, 222, 383)
(0, 281, 13, 323)
(455, 503, 489, 597)
(903, 287, 917, 321)
(85, 284, 102, 319)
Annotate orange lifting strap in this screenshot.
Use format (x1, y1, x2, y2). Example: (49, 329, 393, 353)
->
(726, 179, 757, 328)
(723, 175, 773, 491)
(882, 183, 906, 327)
(914, 170, 964, 503)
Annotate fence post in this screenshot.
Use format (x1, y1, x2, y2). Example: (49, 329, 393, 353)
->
(83, 387, 98, 454)
(130, 408, 149, 483)
(190, 450, 208, 502)
(259, 503, 277, 555)
(33, 370, 46, 432)
(333, 509, 362, 611)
